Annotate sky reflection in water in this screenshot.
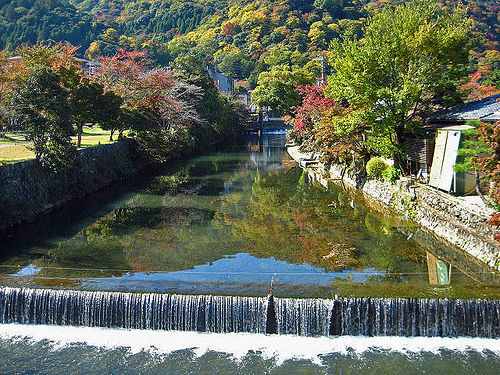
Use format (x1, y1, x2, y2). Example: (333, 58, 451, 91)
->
(114, 253, 382, 285)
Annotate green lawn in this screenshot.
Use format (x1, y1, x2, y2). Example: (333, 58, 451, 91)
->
(0, 132, 28, 144)
(0, 144, 35, 164)
(74, 126, 115, 148)
(0, 138, 12, 145)
(0, 126, 119, 164)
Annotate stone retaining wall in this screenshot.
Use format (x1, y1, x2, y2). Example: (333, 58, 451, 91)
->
(0, 141, 146, 230)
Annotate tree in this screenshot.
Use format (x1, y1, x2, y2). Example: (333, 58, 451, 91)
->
(0, 44, 77, 133)
(215, 47, 253, 79)
(96, 91, 124, 141)
(288, 84, 370, 173)
(96, 49, 151, 102)
(455, 120, 500, 240)
(13, 67, 76, 171)
(86, 41, 101, 60)
(96, 49, 220, 160)
(174, 57, 246, 147)
(60, 66, 111, 148)
(454, 121, 491, 201)
(157, 80, 206, 133)
(289, 84, 336, 145)
(460, 70, 499, 101)
(15, 43, 78, 72)
(0, 51, 19, 131)
(325, 0, 475, 171)
(467, 121, 500, 206)
(251, 65, 314, 115)
(314, 0, 342, 17)
(485, 70, 500, 90)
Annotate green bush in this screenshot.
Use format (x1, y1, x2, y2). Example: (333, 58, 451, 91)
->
(381, 166, 400, 183)
(366, 157, 388, 178)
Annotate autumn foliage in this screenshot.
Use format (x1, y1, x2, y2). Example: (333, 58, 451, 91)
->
(290, 84, 336, 138)
(460, 70, 500, 101)
(0, 43, 245, 169)
(473, 121, 500, 203)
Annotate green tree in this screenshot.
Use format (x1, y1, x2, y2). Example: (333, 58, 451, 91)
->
(314, 0, 342, 17)
(13, 67, 76, 171)
(216, 48, 252, 79)
(60, 66, 111, 147)
(325, 0, 475, 170)
(485, 70, 500, 89)
(251, 65, 314, 115)
(97, 91, 125, 141)
(453, 120, 490, 201)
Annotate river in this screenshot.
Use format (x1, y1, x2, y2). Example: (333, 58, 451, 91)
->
(0, 132, 499, 373)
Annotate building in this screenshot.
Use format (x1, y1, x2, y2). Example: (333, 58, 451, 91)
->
(422, 94, 500, 193)
(72, 57, 100, 76)
(429, 94, 500, 124)
(206, 67, 234, 94)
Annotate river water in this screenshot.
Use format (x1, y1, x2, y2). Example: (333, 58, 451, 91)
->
(1, 324, 500, 374)
(0, 132, 499, 372)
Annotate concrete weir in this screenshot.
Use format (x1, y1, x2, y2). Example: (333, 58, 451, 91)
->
(287, 146, 500, 271)
(1, 287, 499, 338)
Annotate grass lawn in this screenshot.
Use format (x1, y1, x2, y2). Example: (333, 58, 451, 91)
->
(74, 126, 115, 148)
(0, 126, 120, 164)
(77, 134, 115, 148)
(0, 138, 13, 145)
(0, 133, 28, 144)
(0, 144, 35, 165)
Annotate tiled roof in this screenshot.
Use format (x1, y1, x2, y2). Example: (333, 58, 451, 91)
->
(429, 94, 500, 122)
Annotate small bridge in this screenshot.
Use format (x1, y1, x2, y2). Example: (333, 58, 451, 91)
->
(246, 119, 291, 131)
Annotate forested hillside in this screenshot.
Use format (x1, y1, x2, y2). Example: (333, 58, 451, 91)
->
(1, 0, 498, 88)
(0, 0, 104, 51)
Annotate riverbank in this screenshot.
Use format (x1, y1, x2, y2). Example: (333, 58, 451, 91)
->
(0, 141, 148, 231)
(287, 146, 500, 271)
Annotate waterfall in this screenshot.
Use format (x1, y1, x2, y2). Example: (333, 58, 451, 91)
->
(274, 297, 500, 338)
(274, 297, 334, 336)
(1, 287, 498, 338)
(0, 287, 268, 334)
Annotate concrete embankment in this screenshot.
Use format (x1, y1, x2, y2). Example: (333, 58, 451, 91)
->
(287, 146, 500, 271)
(0, 141, 147, 231)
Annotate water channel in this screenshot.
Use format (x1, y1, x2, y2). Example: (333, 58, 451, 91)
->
(0, 132, 499, 372)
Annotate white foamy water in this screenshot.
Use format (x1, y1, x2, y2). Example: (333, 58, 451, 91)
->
(1, 323, 499, 365)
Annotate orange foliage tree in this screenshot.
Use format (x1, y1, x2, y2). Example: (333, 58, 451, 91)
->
(460, 70, 500, 101)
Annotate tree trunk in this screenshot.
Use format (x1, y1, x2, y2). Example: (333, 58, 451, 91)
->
(475, 170, 488, 204)
(77, 122, 83, 148)
(393, 124, 408, 175)
(109, 129, 114, 141)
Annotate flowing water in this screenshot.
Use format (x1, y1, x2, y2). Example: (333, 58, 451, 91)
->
(0, 132, 499, 372)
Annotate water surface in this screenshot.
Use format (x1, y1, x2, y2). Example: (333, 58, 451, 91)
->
(0, 133, 498, 298)
(1, 324, 499, 374)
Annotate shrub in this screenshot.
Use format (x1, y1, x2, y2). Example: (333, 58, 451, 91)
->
(381, 166, 400, 183)
(366, 157, 388, 179)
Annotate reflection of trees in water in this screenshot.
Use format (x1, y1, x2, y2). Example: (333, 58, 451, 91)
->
(28, 154, 426, 281)
(217, 167, 427, 277)
(40, 157, 242, 276)
(44, 239, 129, 278)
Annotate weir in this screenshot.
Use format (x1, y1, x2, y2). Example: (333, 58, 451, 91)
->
(0, 287, 499, 338)
(0, 287, 268, 334)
